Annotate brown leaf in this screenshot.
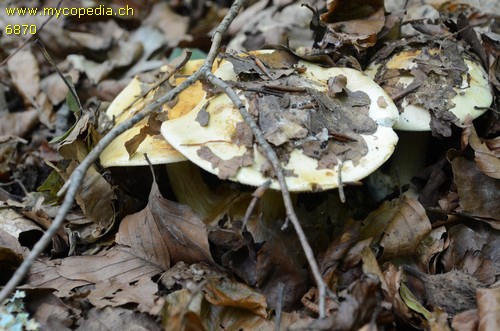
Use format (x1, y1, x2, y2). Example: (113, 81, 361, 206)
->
(87, 276, 163, 314)
(27, 258, 90, 297)
(452, 309, 479, 331)
(204, 277, 268, 318)
(361, 196, 432, 260)
(0, 109, 39, 138)
(197, 146, 253, 180)
(439, 224, 500, 285)
(7, 50, 40, 106)
(56, 246, 162, 284)
(124, 112, 163, 158)
(77, 307, 161, 331)
(117, 178, 213, 268)
(477, 287, 500, 331)
(463, 124, 500, 179)
(24, 289, 75, 331)
(195, 102, 210, 127)
(256, 237, 309, 312)
(448, 150, 500, 221)
(0, 229, 24, 285)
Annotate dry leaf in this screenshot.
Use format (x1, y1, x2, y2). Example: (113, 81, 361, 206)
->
(76, 307, 161, 331)
(117, 177, 213, 268)
(7, 50, 40, 106)
(477, 287, 500, 331)
(204, 277, 268, 318)
(361, 196, 432, 260)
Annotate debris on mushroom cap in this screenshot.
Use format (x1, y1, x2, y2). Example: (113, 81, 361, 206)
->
(161, 50, 400, 192)
(100, 59, 206, 167)
(365, 46, 493, 135)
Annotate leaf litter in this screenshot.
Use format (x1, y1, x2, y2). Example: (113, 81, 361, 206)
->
(0, 0, 499, 330)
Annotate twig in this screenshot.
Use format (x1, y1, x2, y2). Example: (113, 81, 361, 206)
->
(242, 180, 271, 230)
(0, 0, 329, 319)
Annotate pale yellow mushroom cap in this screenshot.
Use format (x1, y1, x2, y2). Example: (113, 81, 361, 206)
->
(161, 52, 400, 191)
(100, 60, 206, 167)
(365, 48, 493, 131)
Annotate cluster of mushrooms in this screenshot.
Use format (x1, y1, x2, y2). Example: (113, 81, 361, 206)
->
(99, 47, 493, 227)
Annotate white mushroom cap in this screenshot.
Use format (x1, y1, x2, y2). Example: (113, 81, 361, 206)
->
(365, 48, 493, 131)
(100, 60, 205, 167)
(161, 54, 400, 191)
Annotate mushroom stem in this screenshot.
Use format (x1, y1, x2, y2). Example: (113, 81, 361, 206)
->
(388, 130, 429, 187)
(166, 161, 239, 223)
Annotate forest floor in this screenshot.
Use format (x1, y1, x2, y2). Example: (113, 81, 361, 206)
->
(0, 0, 499, 330)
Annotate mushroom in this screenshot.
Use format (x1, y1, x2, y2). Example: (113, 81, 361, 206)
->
(100, 59, 240, 222)
(365, 45, 493, 191)
(161, 50, 400, 196)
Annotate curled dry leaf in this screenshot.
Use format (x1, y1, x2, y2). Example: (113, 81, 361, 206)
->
(117, 178, 213, 268)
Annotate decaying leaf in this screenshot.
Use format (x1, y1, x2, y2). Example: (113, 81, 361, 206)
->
(87, 276, 163, 314)
(197, 146, 254, 180)
(117, 176, 213, 268)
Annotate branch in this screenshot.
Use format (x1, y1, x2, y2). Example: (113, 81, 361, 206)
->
(0, 0, 328, 319)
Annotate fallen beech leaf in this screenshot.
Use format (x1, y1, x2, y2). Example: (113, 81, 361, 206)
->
(27, 258, 90, 297)
(56, 246, 162, 284)
(87, 276, 162, 314)
(117, 178, 213, 268)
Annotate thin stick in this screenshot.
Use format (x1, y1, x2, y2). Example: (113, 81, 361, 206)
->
(242, 180, 271, 230)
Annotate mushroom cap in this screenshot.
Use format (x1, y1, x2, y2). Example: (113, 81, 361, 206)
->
(161, 53, 400, 191)
(365, 48, 493, 131)
(100, 60, 206, 167)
